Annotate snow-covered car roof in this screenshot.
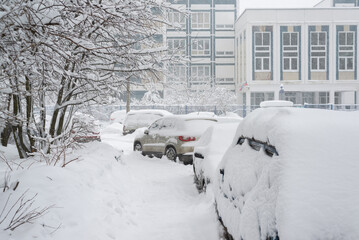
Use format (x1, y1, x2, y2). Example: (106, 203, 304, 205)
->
(218, 107, 359, 239)
(110, 110, 127, 123)
(126, 109, 173, 116)
(123, 109, 173, 134)
(187, 111, 217, 117)
(259, 100, 294, 108)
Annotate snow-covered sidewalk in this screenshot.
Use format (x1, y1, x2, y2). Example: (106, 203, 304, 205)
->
(111, 152, 220, 240)
(0, 123, 220, 240)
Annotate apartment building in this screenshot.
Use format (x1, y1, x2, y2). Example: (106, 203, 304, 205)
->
(235, 6, 359, 106)
(165, 0, 237, 94)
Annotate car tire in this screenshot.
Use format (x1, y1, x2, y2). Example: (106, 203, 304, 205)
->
(165, 146, 177, 161)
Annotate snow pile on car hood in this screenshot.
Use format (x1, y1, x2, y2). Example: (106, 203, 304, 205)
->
(217, 107, 359, 240)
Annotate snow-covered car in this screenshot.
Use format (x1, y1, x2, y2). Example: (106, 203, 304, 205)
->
(215, 107, 359, 240)
(72, 112, 101, 143)
(123, 109, 172, 135)
(193, 121, 241, 192)
(187, 111, 217, 117)
(133, 115, 218, 164)
(110, 110, 127, 124)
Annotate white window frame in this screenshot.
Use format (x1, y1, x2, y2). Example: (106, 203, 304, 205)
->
(168, 65, 187, 83)
(168, 11, 186, 29)
(191, 39, 210, 56)
(311, 31, 327, 72)
(191, 12, 210, 29)
(338, 31, 355, 71)
(254, 32, 271, 72)
(190, 65, 210, 85)
(282, 32, 299, 72)
(167, 39, 186, 56)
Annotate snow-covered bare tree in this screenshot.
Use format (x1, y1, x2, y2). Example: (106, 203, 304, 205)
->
(0, 0, 179, 158)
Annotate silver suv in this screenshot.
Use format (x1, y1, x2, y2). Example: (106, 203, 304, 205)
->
(133, 115, 218, 164)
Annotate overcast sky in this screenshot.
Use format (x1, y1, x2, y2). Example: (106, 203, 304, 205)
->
(239, 0, 323, 14)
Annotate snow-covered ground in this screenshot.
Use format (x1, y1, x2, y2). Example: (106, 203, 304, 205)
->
(0, 123, 220, 240)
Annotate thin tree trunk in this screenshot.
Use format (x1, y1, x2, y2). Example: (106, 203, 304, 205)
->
(25, 75, 35, 152)
(1, 94, 12, 147)
(126, 77, 131, 113)
(49, 62, 70, 139)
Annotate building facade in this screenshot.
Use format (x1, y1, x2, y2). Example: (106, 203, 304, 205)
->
(165, 0, 237, 94)
(235, 7, 359, 106)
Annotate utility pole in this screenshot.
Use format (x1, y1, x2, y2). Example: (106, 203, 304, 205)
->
(126, 77, 131, 113)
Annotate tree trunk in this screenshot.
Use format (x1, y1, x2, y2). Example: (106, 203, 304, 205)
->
(25, 75, 35, 152)
(126, 77, 131, 113)
(1, 94, 12, 147)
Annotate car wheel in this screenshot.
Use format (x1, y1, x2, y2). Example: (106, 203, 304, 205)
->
(134, 142, 142, 151)
(165, 146, 177, 161)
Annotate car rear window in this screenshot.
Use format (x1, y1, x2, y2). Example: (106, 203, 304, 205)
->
(182, 119, 217, 135)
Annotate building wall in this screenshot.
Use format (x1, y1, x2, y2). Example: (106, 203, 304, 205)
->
(166, 0, 236, 93)
(235, 8, 359, 105)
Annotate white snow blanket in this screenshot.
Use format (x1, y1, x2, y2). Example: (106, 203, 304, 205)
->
(0, 122, 219, 240)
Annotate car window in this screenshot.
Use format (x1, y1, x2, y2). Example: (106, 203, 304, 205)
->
(149, 119, 162, 131)
(161, 119, 175, 129)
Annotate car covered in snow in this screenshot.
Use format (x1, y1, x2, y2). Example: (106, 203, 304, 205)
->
(215, 107, 359, 240)
(187, 111, 217, 117)
(72, 112, 101, 143)
(110, 109, 127, 124)
(193, 121, 241, 192)
(133, 115, 218, 164)
(123, 109, 172, 135)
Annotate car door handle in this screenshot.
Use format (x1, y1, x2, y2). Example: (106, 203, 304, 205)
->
(194, 152, 204, 159)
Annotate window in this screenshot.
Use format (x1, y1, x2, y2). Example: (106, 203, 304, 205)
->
(254, 32, 271, 71)
(168, 11, 186, 29)
(284, 92, 297, 103)
(216, 39, 234, 56)
(215, 12, 234, 29)
(282, 32, 299, 71)
(167, 39, 186, 56)
(335, 92, 342, 104)
(311, 32, 327, 71)
(191, 39, 210, 56)
(167, 65, 187, 83)
(338, 31, 355, 71)
(215, 65, 234, 85)
(190, 65, 210, 85)
(302, 92, 314, 104)
(250, 92, 274, 106)
(191, 12, 210, 29)
(319, 92, 329, 104)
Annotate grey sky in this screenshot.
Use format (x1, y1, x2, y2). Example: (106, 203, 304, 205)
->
(239, 0, 323, 13)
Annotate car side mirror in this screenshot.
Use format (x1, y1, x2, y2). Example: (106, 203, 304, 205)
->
(144, 129, 149, 135)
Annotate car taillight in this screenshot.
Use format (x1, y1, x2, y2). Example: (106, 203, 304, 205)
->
(179, 136, 196, 142)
